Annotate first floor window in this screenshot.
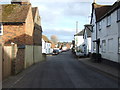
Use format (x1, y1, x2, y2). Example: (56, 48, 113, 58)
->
(108, 38, 113, 53)
(117, 8, 120, 21)
(106, 15, 111, 27)
(118, 38, 120, 53)
(102, 40, 106, 53)
(0, 23, 3, 35)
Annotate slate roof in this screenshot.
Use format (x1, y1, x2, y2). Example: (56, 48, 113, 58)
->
(74, 30, 84, 36)
(93, 3, 112, 22)
(92, 1, 120, 22)
(0, 4, 30, 23)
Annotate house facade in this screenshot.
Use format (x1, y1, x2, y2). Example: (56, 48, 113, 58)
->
(42, 35, 52, 54)
(32, 7, 42, 63)
(90, 1, 120, 63)
(74, 30, 84, 56)
(83, 24, 92, 56)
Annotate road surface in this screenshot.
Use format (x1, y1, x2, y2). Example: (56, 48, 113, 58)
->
(6, 51, 119, 88)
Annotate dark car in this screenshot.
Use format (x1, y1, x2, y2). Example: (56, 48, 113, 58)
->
(53, 49, 59, 55)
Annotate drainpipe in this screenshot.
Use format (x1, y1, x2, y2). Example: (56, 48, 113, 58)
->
(96, 22, 98, 54)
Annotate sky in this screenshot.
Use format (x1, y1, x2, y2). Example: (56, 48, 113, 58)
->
(0, 0, 117, 42)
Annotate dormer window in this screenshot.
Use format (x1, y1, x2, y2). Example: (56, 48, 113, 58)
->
(0, 23, 3, 36)
(106, 15, 111, 27)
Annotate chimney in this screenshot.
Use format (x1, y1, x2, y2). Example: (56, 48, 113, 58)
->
(11, 0, 31, 5)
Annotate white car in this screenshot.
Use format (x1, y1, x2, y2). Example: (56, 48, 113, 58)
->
(76, 52, 84, 57)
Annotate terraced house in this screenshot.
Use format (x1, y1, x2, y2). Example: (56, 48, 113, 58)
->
(0, 0, 42, 79)
(90, 0, 120, 64)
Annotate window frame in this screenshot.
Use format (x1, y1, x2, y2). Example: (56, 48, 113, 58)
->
(0, 23, 3, 36)
(106, 15, 111, 27)
(117, 8, 120, 22)
(102, 40, 106, 53)
(118, 37, 120, 54)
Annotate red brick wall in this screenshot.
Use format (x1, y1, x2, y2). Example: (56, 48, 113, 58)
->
(2, 24, 25, 45)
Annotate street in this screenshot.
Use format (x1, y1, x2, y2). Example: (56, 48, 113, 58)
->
(4, 51, 118, 88)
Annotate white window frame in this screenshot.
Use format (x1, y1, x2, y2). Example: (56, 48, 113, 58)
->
(102, 40, 106, 53)
(0, 23, 3, 36)
(106, 15, 111, 27)
(118, 37, 120, 54)
(108, 38, 113, 53)
(93, 42, 96, 51)
(117, 8, 120, 21)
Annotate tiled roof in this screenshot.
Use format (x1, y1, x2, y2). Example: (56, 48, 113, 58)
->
(0, 4, 30, 23)
(32, 7, 37, 22)
(93, 3, 112, 22)
(42, 35, 51, 43)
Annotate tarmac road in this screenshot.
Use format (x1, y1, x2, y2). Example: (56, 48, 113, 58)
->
(7, 51, 119, 88)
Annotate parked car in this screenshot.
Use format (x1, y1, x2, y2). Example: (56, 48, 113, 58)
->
(53, 49, 59, 55)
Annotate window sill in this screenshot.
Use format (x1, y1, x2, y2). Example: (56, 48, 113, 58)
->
(106, 25, 111, 27)
(117, 20, 120, 23)
(102, 51, 106, 53)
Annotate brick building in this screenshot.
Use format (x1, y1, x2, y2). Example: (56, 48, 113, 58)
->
(0, 0, 42, 79)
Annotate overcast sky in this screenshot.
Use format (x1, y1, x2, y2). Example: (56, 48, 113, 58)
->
(0, 0, 117, 42)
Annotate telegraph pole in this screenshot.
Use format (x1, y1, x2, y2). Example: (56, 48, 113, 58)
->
(76, 21, 78, 34)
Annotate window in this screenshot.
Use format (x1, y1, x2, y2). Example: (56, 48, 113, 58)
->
(0, 23, 3, 35)
(117, 8, 120, 21)
(102, 40, 106, 52)
(108, 38, 113, 53)
(106, 15, 111, 27)
(98, 21, 101, 30)
(93, 42, 96, 51)
(118, 38, 120, 53)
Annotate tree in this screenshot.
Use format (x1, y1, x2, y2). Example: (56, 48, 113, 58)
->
(50, 35, 59, 44)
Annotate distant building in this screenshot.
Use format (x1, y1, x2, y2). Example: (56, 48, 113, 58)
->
(42, 35, 52, 54)
(83, 24, 92, 56)
(74, 30, 84, 56)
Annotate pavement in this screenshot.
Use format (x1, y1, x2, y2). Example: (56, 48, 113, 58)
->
(77, 57, 120, 79)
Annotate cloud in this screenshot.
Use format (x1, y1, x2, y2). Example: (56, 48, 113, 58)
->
(43, 28, 76, 41)
(63, 2, 91, 17)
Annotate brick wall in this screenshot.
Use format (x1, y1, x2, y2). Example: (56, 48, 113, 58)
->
(25, 6, 34, 45)
(1, 5, 34, 45)
(33, 25, 42, 45)
(1, 24, 25, 45)
(13, 48, 25, 74)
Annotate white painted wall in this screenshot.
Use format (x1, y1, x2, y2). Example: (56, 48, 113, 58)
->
(42, 39, 46, 54)
(91, 10, 97, 53)
(96, 10, 119, 63)
(118, 21, 120, 63)
(42, 39, 52, 54)
(74, 35, 84, 52)
(83, 30, 91, 55)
